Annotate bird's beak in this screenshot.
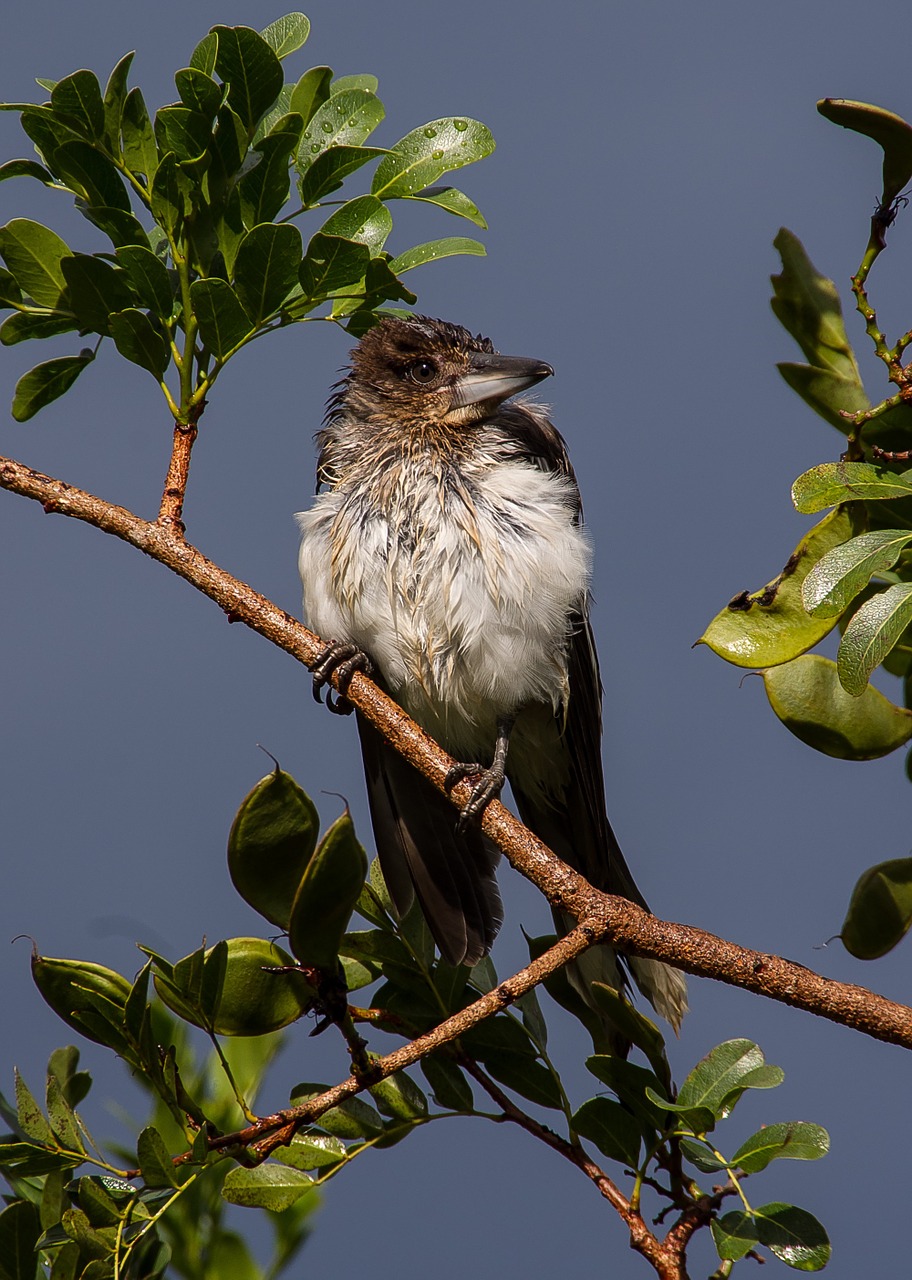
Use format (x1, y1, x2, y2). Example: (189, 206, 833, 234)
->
(452, 352, 554, 408)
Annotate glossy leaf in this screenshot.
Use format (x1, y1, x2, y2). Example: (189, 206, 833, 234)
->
(698, 506, 855, 668)
(51, 139, 131, 211)
(297, 89, 385, 172)
(0, 158, 54, 185)
(121, 87, 159, 178)
(189, 32, 218, 77)
(777, 362, 868, 435)
(191, 278, 254, 360)
(712, 1211, 759, 1262)
(227, 766, 318, 929)
(288, 809, 368, 969)
(841, 857, 912, 958)
(572, 1097, 642, 1166)
(174, 67, 224, 119)
(262, 13, 311, 59)
(372, 117, 494, 198)
(763, 654, 912, 758)
(298, 232, 370, 302)
(50, 70, 105, 140)
(289, 66, 332, 127)
(273, 1132, 346, 1172)
(298, 144, 387, 206)
(212, 25, 284, 133)
(12, 352, 93, 421)
(109, 309, 169, 378)
(222, 1162, 314, 1211)
(61, 254, 134, 334)
(319, 195, 391, 254)
(331, 74, 379, 95)
(420, 1055, 474, 1112)
(289, 1083, 384, 1138)
(389, 236, 485, 273)
(838, 582, 912, 693)
(116, 245, 173, 317)
(771, 228, 861, 384)
(0, 218, 71, 307)
(370, 1071, 428, 1121)
(233, 221, 302, 321)
(0, 313, 77, 345)
(405, 184, 487, 228)
(819, 98, 912, 207)
(733, 1122, 829, 1174)
(677, 1040, 778, 1120)
(803, 528, 912, 616)
(754, 1202, 831, 1271)
(793, 461, 912, 512)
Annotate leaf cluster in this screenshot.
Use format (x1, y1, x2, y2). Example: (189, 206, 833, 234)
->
(0, 13, 493, 421)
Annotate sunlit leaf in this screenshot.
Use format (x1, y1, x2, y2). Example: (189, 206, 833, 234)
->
(261, 13, 311, 59)
(233, 221, 302, 321)
(754, 1202, 831, 1270)
(221, 1162, 315, 1211)
(372, 117, 494, 198)
(771, 228, 862, 384)
(733, 1122, 830, 1174)
(405, 184, 487, 228)
(296, 89, 385, 173)
(793, 462, 912, 512)
(802, 529, 912, 616)
(0, 218, 71, 307)
(388, 236, 485, 273)
(212, 25, 284, 133)
(838, 582, 912, 693)
(319, 195, 391, 254)
(298, 144, 387, 206)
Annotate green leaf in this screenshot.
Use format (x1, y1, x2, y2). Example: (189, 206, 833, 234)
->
(0, 218, 71, 307)
(297, 89, 385, 173)
(189, 33, 218, 77)
(75, 1176, 122, 1229)
(0, 267, 23, 308)
(676, 1040, 778, 1120)
(238, 126, 300, 227)
(420, 1055, 474, 1111)
(699, 505, 856, 668)
(771, 228, 862, 384)
(289, 1083, 384, 1138)
(222, 1162, 315, 1211)
(0, 158, 54, 185)
(288, 809, 368, 969)
(0, 312, 78, 345)
(150, 152, 188, 237)
(14, 1070, 53, 1144)
(298, 233, 370, 303)
(679, 1137, 731, 1172)
(712, 1211, 759, 1262)
(818, 98, 912, 207)
(45, 1074, 82, 1152)
(350, 255, 416, 311)
(227, 765, 318, 928)
(109, 309, 169, 378)
(838, 582, 912, 693)
(389, 236, 485, 274)
(212, 25, 284, 133)
(793, 462, 912, 512)
(51, 70, 105, 140)
(405, 184, 487, 228)
(572, 1097, 642, 1166)
(12, 352, 93, 421)
(261, 13, 311, 59)
(319, 196, 392, 255)
(584, 1056, 668, 1131)
(102, 51, 135, 151)
(154, 106, 211, 167)
(763, 654, 912, 759)
(121, 87, 159, 178)
(841, 856, 912, 958)
(331, 74, 379, 95)
(191, 278, 254, 361)
(754, 1202, 831, 1270)
(369, 1071, 428, 1121)
(51, 139, 131, 211)
(273, 1132, 345, 1171)
(62, 254, 134, 335)
(776, 363, 868, 435)
(48, 1045, 90, 1110)
(298, 144, 387, 207)
(82, 206, 151, 250)
(174, 67, 224, 119)
(372, 117, 494, 198)
(233, 221, 302, 321)
(136, 1127, 177, 1188)
(289, 66, 332, 128)
(733, 1122, 829, 1174)
(803, 528, 912, 616)
(0, 1200, 42, 1280)
(116, 245, 173, 317)
(588, 982, 671, 1087)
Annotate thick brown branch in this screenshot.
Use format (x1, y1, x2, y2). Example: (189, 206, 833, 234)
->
(3, 454, 912, 1051)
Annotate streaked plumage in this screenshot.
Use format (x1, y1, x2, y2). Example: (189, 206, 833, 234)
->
(297, 315, 686, 1032)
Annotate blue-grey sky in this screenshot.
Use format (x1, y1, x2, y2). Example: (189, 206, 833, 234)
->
(1, 3, 909, 1276)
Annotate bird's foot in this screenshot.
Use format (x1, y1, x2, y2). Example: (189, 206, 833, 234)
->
(312, 641, 373, 715)
(445, 759, 507, 832)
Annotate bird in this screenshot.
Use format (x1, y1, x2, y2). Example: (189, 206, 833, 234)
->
(296, 315, 687, 1034)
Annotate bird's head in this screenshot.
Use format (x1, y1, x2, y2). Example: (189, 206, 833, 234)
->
(339, 315, 553, 427)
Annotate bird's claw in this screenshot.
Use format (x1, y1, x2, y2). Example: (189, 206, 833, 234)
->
(312, 641, 373, 715)
(445, 760, 506, 831)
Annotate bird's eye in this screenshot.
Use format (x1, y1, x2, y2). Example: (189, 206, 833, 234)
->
(406, 359, 438, 384)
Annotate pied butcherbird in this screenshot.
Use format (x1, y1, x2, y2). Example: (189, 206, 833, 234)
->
(297, 315, 686, 1033)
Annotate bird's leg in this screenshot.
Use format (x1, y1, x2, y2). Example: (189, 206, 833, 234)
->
(311, 641, 374, 715)
(445, 716, 515, 831)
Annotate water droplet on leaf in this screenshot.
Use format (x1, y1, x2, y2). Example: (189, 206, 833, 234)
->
(423, 127, 437, 138)
(453, 119, 468, 132)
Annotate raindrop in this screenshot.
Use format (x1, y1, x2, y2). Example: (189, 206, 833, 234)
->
(431, 150, 443, 160)
(348, 118, 356, 126)
(453, 119, 468, 132)
(423, 126, 437, 138)
(310, 143, 320, 153)
(321, 120, 333, 133)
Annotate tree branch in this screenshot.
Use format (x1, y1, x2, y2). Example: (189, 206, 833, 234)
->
(3, 453, 912, 1050)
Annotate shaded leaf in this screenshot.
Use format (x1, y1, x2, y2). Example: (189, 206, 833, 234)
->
(0, 218, 71, 306)
(0, 1200, 41, 1280)
(50, 139, 131, 211)
(573, 1097, 642, 1166)
(14, 1070, 52, 1144)
(82, 205, 151, 249)
(226, 765, 318, 929)
(191, 278, 254, 360)
(109, 309, 169, 378)
(0, 267, 23, 308)
(238, 127, 300, 226)
(389, 236, 485, 273)
(150, 152, 188, 237)
(319, 195, 391, 254)
(45, 1074, 82, 1152)
(0, 158, 54, 185)
(838, 582, 912, 693)
(298, 232, 370, 302)
(818, 98, 912, 207)
(12, 352, 93, 421)
(289, 66, 332, 128)
(116, 245, 174, 317)
(221, 1162, 314, 1211)
(154, 106, 211, 167)
(777, 362, 868, 435)
(233, 221, 302, 321)
(174, 67, 224, 119)
(212, 25, 284, 133)
(763, 654, 912, 759)
(51, 70, 105, 140)
(262, 13, 311, 59)
(589, 982, 670, 1087)
(103, 51, 135, 150)
(771, 228, 861, 384)
(405, 184, 487, 228)
(699, 505, 856, 668)
(842, 856, 912, 958)
(712, 1211, 759, 1263)
(585, 1056, 668, 1131)
(372, 117, 494, 198)
(121, 87, 159, 178)
(189, 33, 218, 78)
(298, 144, 387, 207)
(62, 254, 134, 334)
(754, 1202, 831, 1271)
(136, 1127, 177, 1188)
(0, 312, 77, 345)
(288, 809, 368, 969)
(420, 1055, 474, 1112)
